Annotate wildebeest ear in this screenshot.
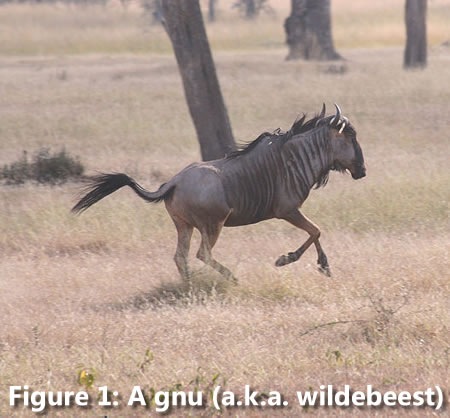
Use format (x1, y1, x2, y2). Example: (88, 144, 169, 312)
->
(337, 116, 349, 134)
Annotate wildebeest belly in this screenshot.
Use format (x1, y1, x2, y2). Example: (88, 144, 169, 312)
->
(223, 200, 274, 227)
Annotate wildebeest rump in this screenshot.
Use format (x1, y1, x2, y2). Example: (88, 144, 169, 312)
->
(72, 104, 366, 282)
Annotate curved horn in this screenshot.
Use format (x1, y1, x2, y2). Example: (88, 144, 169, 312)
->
(315, 103, 327, 127)
(319, 103, 326, 118)
(330, 103, 342, 126)
(333, 103, 342, 125)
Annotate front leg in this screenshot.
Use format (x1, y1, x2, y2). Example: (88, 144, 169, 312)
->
(275, 210, 331, 276)
(316, 245, 331, 277)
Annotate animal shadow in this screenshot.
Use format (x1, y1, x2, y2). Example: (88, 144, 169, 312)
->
(112, 270, 233, 312)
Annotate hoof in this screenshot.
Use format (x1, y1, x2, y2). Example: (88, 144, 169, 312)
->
(230, 276, 239, 285)
(318, 265, 332, 277)
(275, 252, 297, 267)
(275, 255, 289, 267)
(223, 270, 238, 284)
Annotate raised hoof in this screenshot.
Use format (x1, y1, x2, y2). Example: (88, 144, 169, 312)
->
(275, 252, 297, 267)
(318, 265, 332, 277)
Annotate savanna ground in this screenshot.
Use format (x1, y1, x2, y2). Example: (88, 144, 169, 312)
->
(0, 0, 449, 416)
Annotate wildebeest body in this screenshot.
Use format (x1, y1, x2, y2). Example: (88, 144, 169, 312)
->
(73, 104, 366, 282)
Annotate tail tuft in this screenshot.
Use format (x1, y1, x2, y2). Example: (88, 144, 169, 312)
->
(72, 173, 132, 214)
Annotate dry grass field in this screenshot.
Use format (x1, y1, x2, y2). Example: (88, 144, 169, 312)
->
(0, 1, 449, 417)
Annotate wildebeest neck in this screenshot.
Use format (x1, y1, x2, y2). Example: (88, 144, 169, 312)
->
(218, 126, 333, 226)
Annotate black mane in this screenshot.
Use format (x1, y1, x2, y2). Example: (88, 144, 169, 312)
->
(226, 131, 274, 159)
(226, 114, 323, 159)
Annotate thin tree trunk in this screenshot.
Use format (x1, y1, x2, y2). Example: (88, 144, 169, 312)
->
(208, 0, 216, 22)
(153, 0, 163, 24)
(245, 0, 256, 19)
(285, 0, 341, 61)
(162, 0, 236, 161)
(404, 0, 427, 69)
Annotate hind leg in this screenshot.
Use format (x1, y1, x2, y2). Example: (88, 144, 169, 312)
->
(196, 223, 237, 283)
(172, 216, 194, 281)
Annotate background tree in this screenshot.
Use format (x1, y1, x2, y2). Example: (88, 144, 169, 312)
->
(161, 0, 236, 161)
(285, 0, 341, 61)
(208, 0, 217, 22)
(404, 0, 427, 69)
(142, 0, 163, 24)
(244, 0, 256, 18)
(232, 0, 273, 19)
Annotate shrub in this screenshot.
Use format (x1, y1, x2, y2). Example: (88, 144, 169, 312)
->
(1, 148, 84, 185)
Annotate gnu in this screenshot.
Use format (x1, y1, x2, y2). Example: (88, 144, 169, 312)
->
(73, 104, 366, 282)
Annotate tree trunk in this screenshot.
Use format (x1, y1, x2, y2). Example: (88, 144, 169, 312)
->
(404, 0, 427, 69)
(208, 0, 216, 22)
(285, 0, 341, 61)
(152, 0, 163, 24)
(161, 0, 236, 161)
(245, 0, 256, 19)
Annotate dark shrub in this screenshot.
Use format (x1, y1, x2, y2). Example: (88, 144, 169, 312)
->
(1, 148, 84, 185)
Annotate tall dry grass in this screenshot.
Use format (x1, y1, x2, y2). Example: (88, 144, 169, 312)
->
(0, 2, 449, 417)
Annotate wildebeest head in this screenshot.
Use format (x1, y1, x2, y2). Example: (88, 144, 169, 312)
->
(319, 104, 366, 180)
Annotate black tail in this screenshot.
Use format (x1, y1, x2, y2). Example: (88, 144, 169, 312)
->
(72, 173, 174, 214)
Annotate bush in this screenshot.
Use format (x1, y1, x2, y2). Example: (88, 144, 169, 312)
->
(1, 148, 84, 185)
